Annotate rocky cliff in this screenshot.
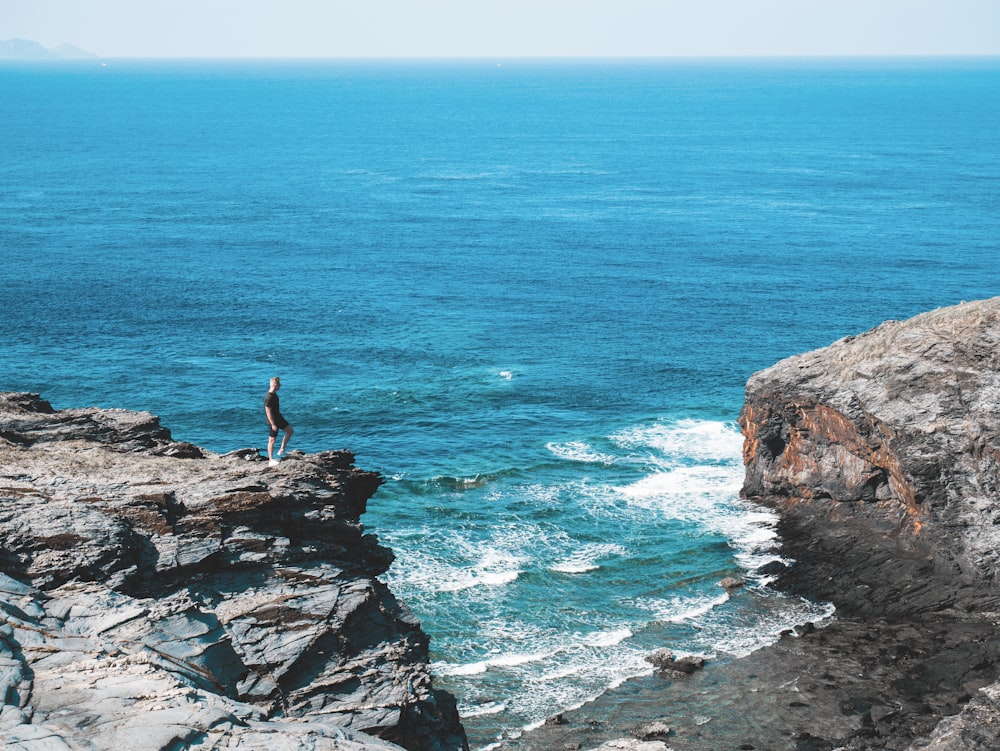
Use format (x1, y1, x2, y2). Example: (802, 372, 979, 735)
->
(740, 297, 1000, 749)
(509, 298, 1000, 751)
(0, 392, 467, 751)
(740, 297, 1000, 617)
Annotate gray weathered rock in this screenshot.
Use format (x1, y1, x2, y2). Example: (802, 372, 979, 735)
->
(630, 720, 671, 740)
(643, 649, 704, 677)
(909, 682, 1000, 750)
(0, 393, 467, 751)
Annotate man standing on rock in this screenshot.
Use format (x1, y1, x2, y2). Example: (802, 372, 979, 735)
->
(264, 377, 293, 467)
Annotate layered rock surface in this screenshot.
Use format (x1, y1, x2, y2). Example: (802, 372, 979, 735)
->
(0, 393, 467, 751)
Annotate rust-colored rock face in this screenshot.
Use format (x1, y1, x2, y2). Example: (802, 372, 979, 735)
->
(742, 398, 912, 508)
(741, 297, 1000, 562)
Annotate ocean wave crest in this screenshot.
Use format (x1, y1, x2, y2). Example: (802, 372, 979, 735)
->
(637, 592, 731, 624)
(612, 418, 743, 464)
(581, 627, 633, 648)
(548, 542, 626, 574)
(435, 648, 556, 677)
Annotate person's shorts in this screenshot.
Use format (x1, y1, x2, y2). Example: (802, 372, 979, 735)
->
(268, 417, 289, 437)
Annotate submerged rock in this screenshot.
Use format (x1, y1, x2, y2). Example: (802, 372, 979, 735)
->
(0, 393, 468, 751)
(644, 649, 704, 677)
(583, 740, 669, 751)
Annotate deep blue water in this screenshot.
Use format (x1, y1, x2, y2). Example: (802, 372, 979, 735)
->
(2, 58, 999, 748)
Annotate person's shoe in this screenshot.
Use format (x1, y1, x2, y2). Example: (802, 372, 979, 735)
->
(268, 459, 280, 467)
(277, 449, 285, 457)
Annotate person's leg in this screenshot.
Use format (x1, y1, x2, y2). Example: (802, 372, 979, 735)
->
(267, 434, 276, 460)
(279, 425, 294, 455)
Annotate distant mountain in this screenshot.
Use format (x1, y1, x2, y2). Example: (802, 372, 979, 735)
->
(49, 43, 96, 58)
(0, 38, 96, 58)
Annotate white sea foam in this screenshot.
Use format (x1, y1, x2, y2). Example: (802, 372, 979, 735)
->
(549, 559, 599, 574)
(618, 465, 742, 512)
(686, 595, 837, 659)
(539, 665, 582, 681)
(384, 531, 527, 595)
(436, 569, 521, 592)
(614, 465, 755, 554)
(546, 440, 617, 465)
(611, 418, 743, 464)
(440, 661, 489, 676)
(459, 700, 508, 718)
(435, 543, 525, 593)
(435, 649, 556, 677)
(381, 417, 835, 745)
(611, 419, 785, 575)
(507, 645, 656, 735)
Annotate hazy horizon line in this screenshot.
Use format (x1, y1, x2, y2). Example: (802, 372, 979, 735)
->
(5, 52, 1000, 61)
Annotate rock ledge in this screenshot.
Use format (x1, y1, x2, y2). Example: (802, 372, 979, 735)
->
(0, 392, 468, 751)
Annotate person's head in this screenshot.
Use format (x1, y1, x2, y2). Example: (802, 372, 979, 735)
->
(270, 377, 281, 391)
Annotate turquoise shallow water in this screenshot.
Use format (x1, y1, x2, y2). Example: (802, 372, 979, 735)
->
(2, 57, 999, 747)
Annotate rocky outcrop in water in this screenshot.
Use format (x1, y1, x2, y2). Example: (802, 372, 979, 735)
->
(0, 392, 467, 751)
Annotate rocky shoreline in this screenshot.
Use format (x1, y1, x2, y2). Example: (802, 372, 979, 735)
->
(508, 298, 1000, 751)
(4, 298, 999, 751)
(0, 392, 467, 750)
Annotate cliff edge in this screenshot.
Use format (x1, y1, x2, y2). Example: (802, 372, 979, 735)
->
(0, 393, 468, 751)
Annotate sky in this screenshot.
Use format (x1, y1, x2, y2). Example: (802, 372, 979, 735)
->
(2, 0, 999, 58)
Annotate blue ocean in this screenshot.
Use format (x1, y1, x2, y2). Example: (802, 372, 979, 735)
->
(2, 58, 999, 748)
